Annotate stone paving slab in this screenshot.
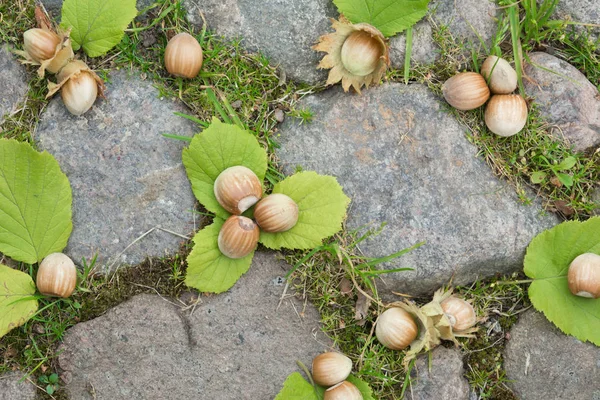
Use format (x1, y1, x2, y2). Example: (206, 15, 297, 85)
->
(504, 309, 600, 400)
(524, 52, 600, 153)
(57, 252, 330, 399)
(0, 371, 37, 400)
(0, 45, 28, 124)
(407, 347, 470, 400)
(275, 83, 558, 296)
(36, 70, 198, 270)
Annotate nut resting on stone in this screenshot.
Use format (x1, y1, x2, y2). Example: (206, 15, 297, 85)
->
(324, 381, 363, 400)
(484, 94, 528, 137)
(442, 72, 490, 110)
(36, 253, 77, 298)
(440, 296, 477, 332)
(214, 166, 263, 215)
(567, 253, 600, 299)
(313, 18, 389, 93)
(254, 193, 299, 233)
(217, 215, 260, 259)
(481, 55, 518, 94)
(312, 352, 353, 387)
(46, 59, 106, 116)
(164, 32, 203, 79)
(375, 307, 418, 350)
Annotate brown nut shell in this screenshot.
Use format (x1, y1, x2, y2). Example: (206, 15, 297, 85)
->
(440, 296, 477, 332)
(485, 94, 528, 137)
(217, 215, 259, 259)
(442, 72, 490, 110)
(375, 307, 418, 350)
(324, 381, 363, 400)
(481, 55, 518, 94)
(568, 253, 600, 299)
(214, 166, 263, 215)
(340, 30, 386, 77)
(254, 194, 299, 233)
(164, 33, 203, 79)
(36, 253, 77, 298)
(312, 352, 352, 387)
(61, 71, 98, 116)
(23, 28, 61, 62)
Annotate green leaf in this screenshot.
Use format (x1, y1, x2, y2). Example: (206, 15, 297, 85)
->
(524, 217, 600, 345)
(182, 118, 268, 220)
(274, 372, 319, 400)
(554, 156, 577, 171)
(0, 264, 38, 339)
(0, 139, 72, 264)
(530, 171, 546, 184)
(333, 0, 431, 37)
(61, 0, 137, 57)
(185, 219, 255, 293)
(259, 172, 350, 250)
(347, 375, 376, 400)
(555, 172, 573, 187)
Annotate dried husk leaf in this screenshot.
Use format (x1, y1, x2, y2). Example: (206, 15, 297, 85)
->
(427, 288, 479, 338)
(313, 17, 389, 94)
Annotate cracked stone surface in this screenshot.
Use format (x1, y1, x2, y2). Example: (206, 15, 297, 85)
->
(0, 372, 37, 400)
(35, 70, 197, 270)
(407, 347, 470, 400)
(275, 83, 558, 296)
(0, 45, 28, 123)
(504, 309, 600, 400)
(524, 52, 600, 153)
(57, 252, 330, 399)
(183, 0, 337, 85)
(389, 0, 498, 67)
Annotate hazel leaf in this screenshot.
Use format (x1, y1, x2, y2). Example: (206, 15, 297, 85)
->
(333, 0, 431, 37)
(182, 118, 268, 220)
(347, 375, 376, 400)
(185, 218, 255, 294)
(524, 217, 600, 345)
(274, 372, 320, 400)
(0, 264, 38, 339)
(61, 0, 137, 57)
(0, 139, 72, 264)
(259, 172, 350, 250)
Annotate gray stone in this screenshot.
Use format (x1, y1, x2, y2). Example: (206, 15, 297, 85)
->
(36, 70, 197, 270)
(58, 252, 330, 399)
(524, 52, 600, 153)
(407, 347, 469, 400)
(0, 372, 37, 400)
(0, 46, 28, 123)
(41, 0, 154, 20)
(554, 0, 600, 39)
(504, 309, 600, 400)
(389, 0, 498, 68)
(275, 83, 558, 296)
(184, 0, 337, 85)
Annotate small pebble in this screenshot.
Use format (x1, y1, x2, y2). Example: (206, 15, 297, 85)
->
(274, 109, 285, 123)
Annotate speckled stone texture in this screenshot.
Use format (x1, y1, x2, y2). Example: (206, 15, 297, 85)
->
(36, 70, 197, 270)
(183, 0, 337, 85)
(407, 347, 470, 400)
(57, 252, 330, 400)
(0, 46, 28, 123)
(504, 310, 600, 400)
(524, 52, 600, 153)
(554, 0, 600, 39)
(389, 0, 498, 67)
(0, 372, 37, 400)
(275, 83, 558, 296)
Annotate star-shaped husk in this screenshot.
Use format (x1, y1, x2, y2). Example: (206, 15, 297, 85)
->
(313, 17, 389, 94)
(426, 287, 480, 339)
